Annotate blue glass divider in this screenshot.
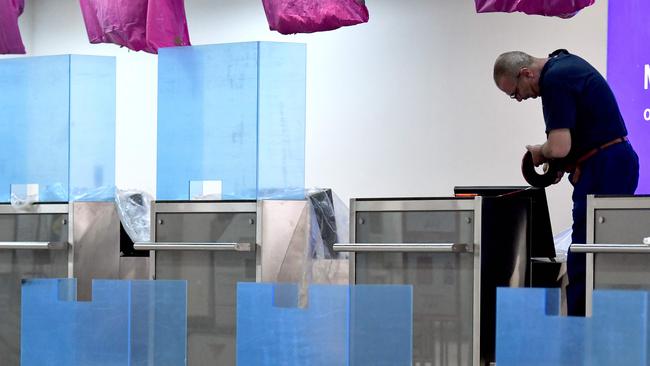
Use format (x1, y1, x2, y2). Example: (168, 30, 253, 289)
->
(21, 279, 187, 366)
(236, 283, 413, 366)
(0, 55, 116, 203)
(496, 287, 650, 366)
(157, 42, 306, 201)
(256, 42, 306, 200)
(68, 56, 116, 202)
(349, 285, 413, 365)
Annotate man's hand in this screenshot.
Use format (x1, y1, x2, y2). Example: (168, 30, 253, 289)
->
(525, 144, 546, 166)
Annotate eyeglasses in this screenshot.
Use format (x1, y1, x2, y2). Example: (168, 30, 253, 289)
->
(509, 71, 522, 100)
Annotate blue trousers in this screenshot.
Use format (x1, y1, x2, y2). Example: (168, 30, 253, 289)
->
(566, 141, 639, 316)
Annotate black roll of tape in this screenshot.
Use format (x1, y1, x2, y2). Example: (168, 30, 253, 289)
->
(521, 151, 564, 187)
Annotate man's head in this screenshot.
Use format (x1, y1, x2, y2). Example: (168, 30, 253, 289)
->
(494, 51, 544, 102)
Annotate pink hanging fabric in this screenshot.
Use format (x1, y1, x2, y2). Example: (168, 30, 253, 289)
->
(79, 0, 190, 54)
(475, 0, 596, 18)
(262, 0, 369, 35)
(0, 0, 26, 54)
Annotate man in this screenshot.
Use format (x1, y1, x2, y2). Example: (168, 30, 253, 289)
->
(493, 49, 639, 316)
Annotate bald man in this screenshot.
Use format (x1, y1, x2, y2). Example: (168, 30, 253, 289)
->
(493, 49, 639, 316)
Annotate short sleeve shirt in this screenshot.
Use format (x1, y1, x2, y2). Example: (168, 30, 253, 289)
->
(539, 49, 628, 161)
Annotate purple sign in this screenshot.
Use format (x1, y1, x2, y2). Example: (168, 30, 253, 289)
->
(608, 1, 650, 194)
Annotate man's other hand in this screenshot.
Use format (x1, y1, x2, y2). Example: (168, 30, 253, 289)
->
(525, 144, 546, 166)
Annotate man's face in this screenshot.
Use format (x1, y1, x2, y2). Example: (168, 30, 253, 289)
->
(497, 69, 538, 102)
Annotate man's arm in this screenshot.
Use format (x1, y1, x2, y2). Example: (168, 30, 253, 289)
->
(526, 128, 571, 166)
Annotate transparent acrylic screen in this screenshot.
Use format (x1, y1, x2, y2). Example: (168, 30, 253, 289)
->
(0, 55, 115, 203)
(157, 42, 305, 200)
(0, 56, 69, 202)
(496, 287, 650, 366)
(256, 42, 306, 199)
(68, 56, 116, 201)
(237, 283, 412, 366)
(21, 279, 186, 366)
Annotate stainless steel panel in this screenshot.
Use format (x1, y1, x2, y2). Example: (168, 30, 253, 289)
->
(259, 200, 349, 284)
(588, 196, 650, 315)
(592, 206, 650, 292)
(0, 211, 69, 366)
(590, 196, 650, 209)
(0, 204, 68, 214)
(354, 199, 476, 212)
(355, 210, 474, 244)
(594, 253, 650, 289)
(119, 256, 151, 280)
(71, 202, 122, 301)
(260, 200, 309, 282)
(155, 210, 256, 366)
(472, 197, 482, 366)
(356, 252, 474, 366)
(154, 201, 257, 213)
(355, 209, 475, 366)
(157, 250, 255, 366)
(594, 208, 650, 244)
(156, 213, 256, 243)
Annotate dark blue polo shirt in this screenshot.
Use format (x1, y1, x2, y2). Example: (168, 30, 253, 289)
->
(540, 49, 628, 161)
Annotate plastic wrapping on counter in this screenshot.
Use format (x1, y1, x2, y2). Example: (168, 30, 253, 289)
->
(115, 189, 152, 243)
(475, 0, 595, 18)
(0, 0, 25, 54)
(261, 0, 369, 34)
(9, 184, 115, 210)
(70, 185, 115, 202)
(79, 0, 191, 54)
(553, 227, 572, 263)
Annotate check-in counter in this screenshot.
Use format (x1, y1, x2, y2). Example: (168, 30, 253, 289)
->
(0, 201, 144, 366)
(135, 197, 350, 366)
(570, 195, 650, 316)
(0, 204, 68, 366)
(135, 200, 257, 366)
(335, 193, 554, 366)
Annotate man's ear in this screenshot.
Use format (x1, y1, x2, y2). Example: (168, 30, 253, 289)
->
(521, 67, 533, 78)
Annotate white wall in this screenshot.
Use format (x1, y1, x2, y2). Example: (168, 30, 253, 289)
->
(25, 0, 609, 234)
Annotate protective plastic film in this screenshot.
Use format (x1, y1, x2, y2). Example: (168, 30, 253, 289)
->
(496, 288, 650, 366)
(0, 55, 116, 203)
(237, 283, 412, 366)
(21, 279, 186, 366)
(157, 42, 305, 201)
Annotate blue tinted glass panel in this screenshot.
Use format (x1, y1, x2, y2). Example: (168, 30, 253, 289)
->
(0, 55, 116, 203)
(237, 283, 349, 366)
(496, 288, 649, 366)
(69, 56, 116, 201)
(21, 279, 187, 366)
(130, 280, 187, 366)
(157, 42, 306, 201)
(157, 43, 259, 200)
(237, 283, 413, 366)
(257, 42, 306, 200)
(0, 56, 70, 202)
(349, 285, 413, 365)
